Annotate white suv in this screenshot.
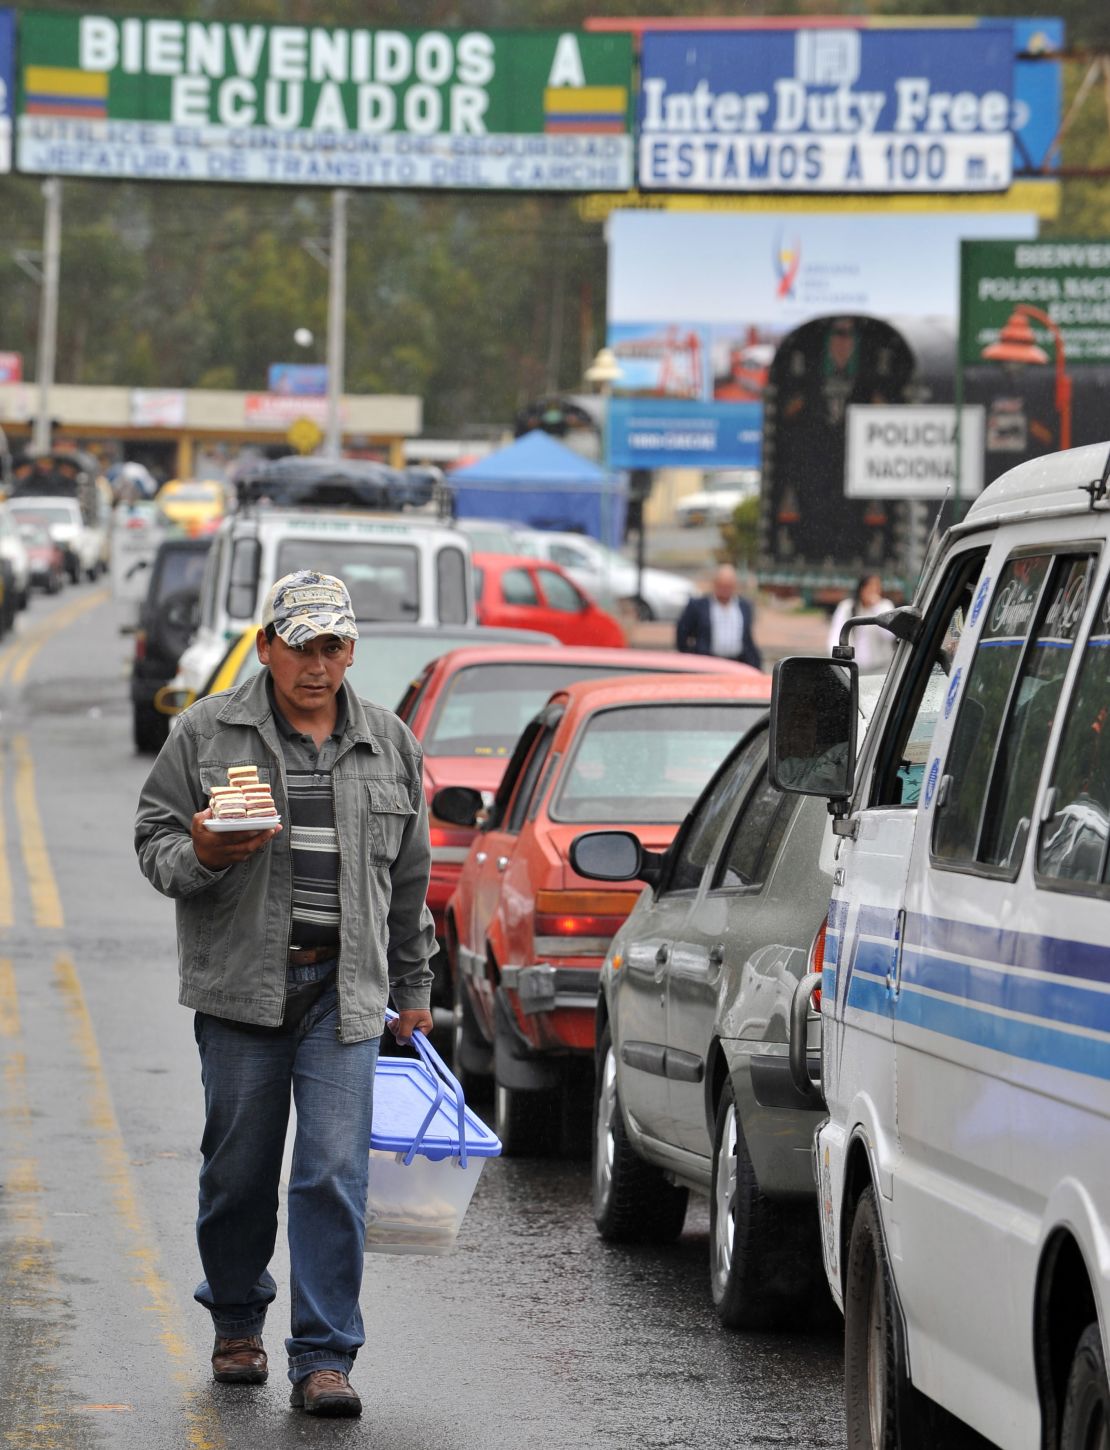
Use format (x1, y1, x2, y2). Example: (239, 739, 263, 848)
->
(8, 495, 102, 583)
(177, 507, 475, 694)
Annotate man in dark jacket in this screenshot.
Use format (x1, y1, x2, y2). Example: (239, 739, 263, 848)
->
(675, 564, 763, 669)
(135, 570, 434, 1419)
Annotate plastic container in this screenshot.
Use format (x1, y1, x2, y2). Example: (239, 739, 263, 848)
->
(366, 1014, 501, 1255)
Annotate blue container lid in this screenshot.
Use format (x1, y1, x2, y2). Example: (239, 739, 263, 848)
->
(371, 1059, 502, 1161)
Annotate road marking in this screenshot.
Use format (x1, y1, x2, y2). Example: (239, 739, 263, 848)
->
(0, 959, 18, 1037)
(0, 753, 12, 930)
(0, 989, 67, 1447)
(12, 736, 63, 931)
(0, 587, 109, 688)
(53, 954, 225, 1450)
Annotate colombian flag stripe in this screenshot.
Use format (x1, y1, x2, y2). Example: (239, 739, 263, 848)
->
(25, 66, 109, 99)
(26, 97, 108, 116)
(544, 85, 627, 116)
(545, 118, 626, 133)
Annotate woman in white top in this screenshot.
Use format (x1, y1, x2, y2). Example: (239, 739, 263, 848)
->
(827, 573, 896, 674)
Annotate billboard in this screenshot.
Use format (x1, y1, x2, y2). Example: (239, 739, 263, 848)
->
(607, 209, 1038, 467)
(269, 363, 328, 396)
(638, 27, 1013, 193)
(960, 239, 1110, 366)
(0, 8, 12, 173)
(15, 15, 633, 190)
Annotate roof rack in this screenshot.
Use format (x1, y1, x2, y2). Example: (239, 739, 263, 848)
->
(235, 456, 452, 519)
(1079, 444, 1110, 511)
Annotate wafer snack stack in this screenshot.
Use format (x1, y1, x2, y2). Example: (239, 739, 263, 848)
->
(208, 767, 278, 821)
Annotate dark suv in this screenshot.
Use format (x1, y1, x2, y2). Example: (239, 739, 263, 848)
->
(130, 537, 211, 753)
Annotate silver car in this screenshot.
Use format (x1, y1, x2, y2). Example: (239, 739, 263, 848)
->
(573, 685, 878, 1329)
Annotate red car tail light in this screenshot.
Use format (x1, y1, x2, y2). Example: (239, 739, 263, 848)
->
(808, 917, 828, 1012)
(534, 889, 640, 939)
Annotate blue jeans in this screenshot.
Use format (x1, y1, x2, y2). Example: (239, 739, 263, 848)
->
(193, 966, 379, 1383)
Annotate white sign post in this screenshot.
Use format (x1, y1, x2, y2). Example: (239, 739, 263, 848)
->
(845, 404, 985, 499)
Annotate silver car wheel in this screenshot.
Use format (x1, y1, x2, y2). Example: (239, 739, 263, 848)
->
(595, 1046, 619, 1210)
(712, 1100, 737, 1288)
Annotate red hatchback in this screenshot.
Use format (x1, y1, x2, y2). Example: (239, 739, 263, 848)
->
(472, 552, 626, 646)
(395, 645, 766, 1009)
(438, 671, 773, 1154)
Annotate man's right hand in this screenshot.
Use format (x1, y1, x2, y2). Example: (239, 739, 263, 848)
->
(191, 809, 281, 870)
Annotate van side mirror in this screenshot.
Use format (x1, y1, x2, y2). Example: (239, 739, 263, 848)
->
(769, 657, 858, 800)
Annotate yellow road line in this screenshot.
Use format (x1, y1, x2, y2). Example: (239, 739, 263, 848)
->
(0, 751, 12, 931)
(12, 736, 64, 931)
(0, 586, 110, 688)
(0, 959, 18, 1037)
(53, 953, 224, 1450)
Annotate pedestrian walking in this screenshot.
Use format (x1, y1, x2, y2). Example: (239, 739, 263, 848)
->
(827, 572, 896, 674)
(675, 563, 763, 669)
(135, 570, 435, 1418)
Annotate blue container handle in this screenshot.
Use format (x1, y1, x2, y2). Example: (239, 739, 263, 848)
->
(383, 1009, 468, 1169)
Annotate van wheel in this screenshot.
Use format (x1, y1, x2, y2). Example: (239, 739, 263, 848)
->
(133, 703, 168, 755)
(593, 1026, 687, 1243)
(1061, 1324, 1110, 1450)
(709, 1079, 818, 1329)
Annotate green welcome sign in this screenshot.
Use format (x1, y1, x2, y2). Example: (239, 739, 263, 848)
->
(960, 239, 1110, 366)
(16, 11, 633, 190)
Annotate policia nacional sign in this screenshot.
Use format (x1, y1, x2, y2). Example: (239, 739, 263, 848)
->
(16, 13, 633, 190)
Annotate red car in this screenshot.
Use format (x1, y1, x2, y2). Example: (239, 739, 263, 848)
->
(395, 645, 766, 1010)
(472, 552, 626, 646)
(438, 670, 773, 1154)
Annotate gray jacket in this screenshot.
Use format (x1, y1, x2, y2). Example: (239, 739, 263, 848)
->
(135, 668, 435, 1042)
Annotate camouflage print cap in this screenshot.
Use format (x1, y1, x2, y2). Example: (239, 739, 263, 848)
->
(261, 570, 359, 649)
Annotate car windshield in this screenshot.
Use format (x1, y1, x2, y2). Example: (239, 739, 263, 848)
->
(552, 703, 763, 824)
(19, 525, 51, 546)
(426, 661, 654, 758)
(154, 547, 210, 602)
(275, 540, 420, 621)
(231, 628, 503, 712)
(162, 484, 222, 504)
(10, 503, 77, 525)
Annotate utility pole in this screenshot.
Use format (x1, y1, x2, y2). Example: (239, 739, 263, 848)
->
(324, 188, 348, 457)
(33, 178, 62, 453)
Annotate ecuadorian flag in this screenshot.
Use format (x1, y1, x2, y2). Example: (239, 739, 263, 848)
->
(544, 86, 627, 135)
(24, 66, 109, 119)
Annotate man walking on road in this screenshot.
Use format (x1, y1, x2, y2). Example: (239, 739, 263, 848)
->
(675, 564, 763, 670)
(135, 570, 434, 1418)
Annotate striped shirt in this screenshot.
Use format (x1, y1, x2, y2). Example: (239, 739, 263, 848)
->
(268, 680, 348, 952)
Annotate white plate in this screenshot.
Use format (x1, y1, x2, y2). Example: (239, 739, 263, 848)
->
(204, 816, 282, 833)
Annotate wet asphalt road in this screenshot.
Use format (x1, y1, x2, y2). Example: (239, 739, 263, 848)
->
(0, 587, 847, 1450)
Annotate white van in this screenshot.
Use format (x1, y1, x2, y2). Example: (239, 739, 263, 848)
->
(770, 441, 1110, 1450)
(177, 507, 474, 694)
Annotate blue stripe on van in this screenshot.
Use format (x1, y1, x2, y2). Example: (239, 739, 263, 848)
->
(824, 930, 840, 969)
(896, 987, 1110, 1081)
(902, 949, 1110, 1036)
(905, 914, 1110, 986)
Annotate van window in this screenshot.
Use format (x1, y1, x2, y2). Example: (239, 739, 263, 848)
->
(198, 534, 222, 629)
(1037, 577, 1110, 891)
(437, 547, 468, 624)
(870, 550, 986, 808)
(275, 540, 419, 620)
(226, 536, 261, 620)
(933, 552, 1096, 873)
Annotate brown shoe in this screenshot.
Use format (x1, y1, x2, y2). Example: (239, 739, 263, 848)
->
(289, 1369, 362, 1417)
(211, 1334, 267, 1385)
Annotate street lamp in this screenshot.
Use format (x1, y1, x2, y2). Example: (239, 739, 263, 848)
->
(982, 305, 1072, 452)
(293, 327, 314, 351)
(585, 346, 623, 557)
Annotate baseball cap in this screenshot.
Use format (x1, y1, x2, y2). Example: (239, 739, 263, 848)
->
(261, 570, 359, 648)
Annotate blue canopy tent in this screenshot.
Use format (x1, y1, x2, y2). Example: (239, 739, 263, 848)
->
(447, 430, 626, 547)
